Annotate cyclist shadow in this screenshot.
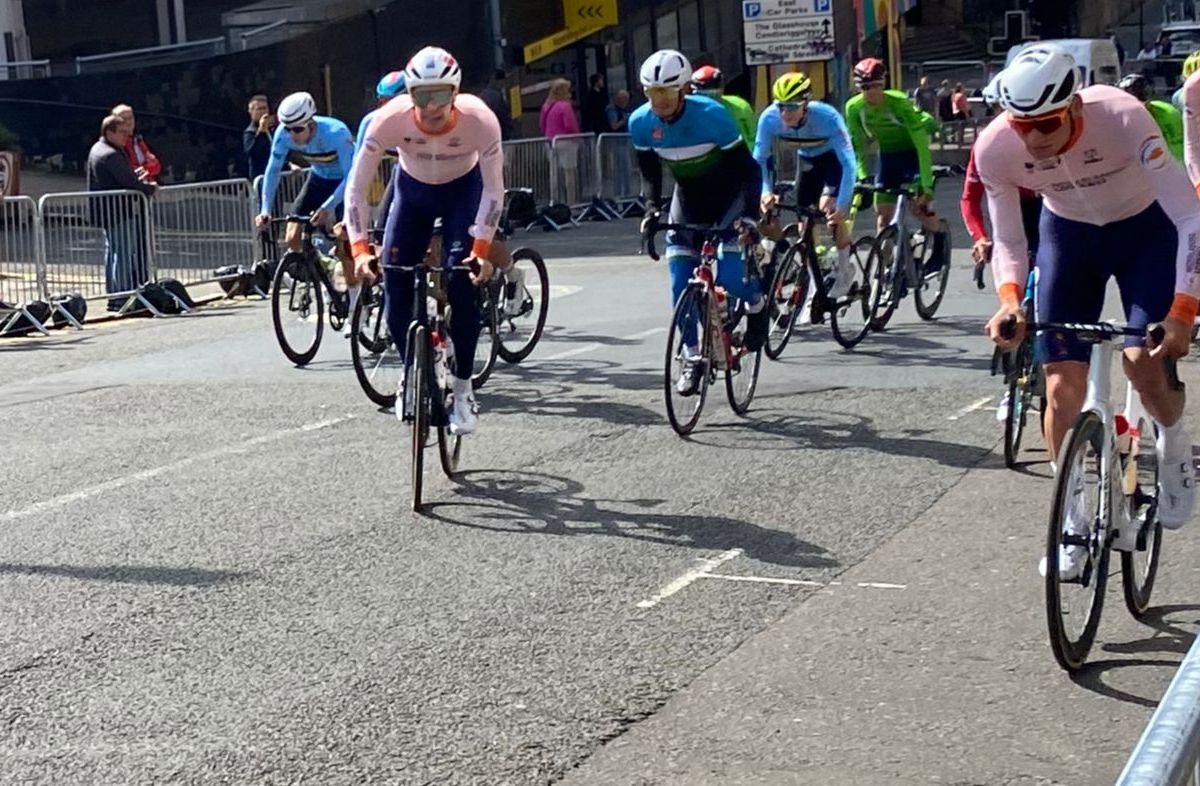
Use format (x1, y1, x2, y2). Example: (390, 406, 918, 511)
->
(422, 469, 841, 570)
(690, 411, 990, 468)
(836, 332, 993, 373)
(1069, 603, 1200, 707)
(504, 357, 659, 394)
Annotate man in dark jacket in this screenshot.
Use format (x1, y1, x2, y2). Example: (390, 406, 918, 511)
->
(477, 71, 514, 140)
(87, 114, 157, 310)
(582, 73, 609, 133)
(244, 94, 275, 180)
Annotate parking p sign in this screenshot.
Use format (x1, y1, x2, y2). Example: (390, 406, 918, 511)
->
(742, 0, 836, 65)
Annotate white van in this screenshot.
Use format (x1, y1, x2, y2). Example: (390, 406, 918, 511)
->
(1006, 39, 1122, 87)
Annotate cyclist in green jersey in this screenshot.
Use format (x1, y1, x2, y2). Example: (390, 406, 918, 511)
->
(1118, 73, 1184, 162)
(690, 65, 756, 149)
(844, 58, 948, 265)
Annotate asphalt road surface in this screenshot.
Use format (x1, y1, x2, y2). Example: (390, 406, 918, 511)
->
(1, 209, 1197, 785)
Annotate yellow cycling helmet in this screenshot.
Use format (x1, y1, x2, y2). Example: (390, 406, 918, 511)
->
(773, 72, 813, 103)
(1184, 50, 1200, 78)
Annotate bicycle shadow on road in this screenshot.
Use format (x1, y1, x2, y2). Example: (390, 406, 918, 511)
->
(0, 562, 255, 588)
(833, 330, 993, 373)
(1069, 603, 1200, 707)
(422, 469, 840, 570)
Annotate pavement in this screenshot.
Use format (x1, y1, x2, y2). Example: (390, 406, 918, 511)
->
(0, 205, 1197, 785)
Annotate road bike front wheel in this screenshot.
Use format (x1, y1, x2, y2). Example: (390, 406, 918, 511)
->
(829, 238, 875, 349)
(1003, 341, 1035, 469)
(271, 251, 324, 366)
(914, 219, 952, 321)
(1045, 411, 1108, 672)
(664, 285, 711, 436)
(764, 243, 810, 361)
(471, 290, 500, 390)
(350, 284, 401, 408)
(410, 326, 429, 513)
(1121, 416, 1162, 618)
(867, 227, 900, 332)
(496, 248, 550, 364)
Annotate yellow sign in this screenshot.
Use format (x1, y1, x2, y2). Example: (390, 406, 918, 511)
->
(523, 22, 604, 63)
(563, 0, 617, 28)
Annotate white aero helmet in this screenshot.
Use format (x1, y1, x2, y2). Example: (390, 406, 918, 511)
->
(278, 91, 317, 126)
(640, 49, 692, 89)
(998, 44, 1079, 118)
(404, 46, 462, 91)
(982, 72, 1003, 108)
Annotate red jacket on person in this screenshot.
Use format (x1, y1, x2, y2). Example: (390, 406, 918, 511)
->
(124, 135, 161, 180)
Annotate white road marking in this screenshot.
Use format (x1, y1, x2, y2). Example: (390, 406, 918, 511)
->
(947, 396, 993, 421)
(856, 581, 907, 590)
(636, 548, 743, 608)
(701, 573, 824, 587)
(537, 327, 668, 362)
(1, 415, 355, 522)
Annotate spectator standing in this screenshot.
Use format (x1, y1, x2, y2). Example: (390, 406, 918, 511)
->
(910, 75, 938, 116)
(245, 94, 275, 179)
(111, 104, 161, 183)
(951, 82, 970, 121)
(606, 89, 630, 132)
(582, 73, 609, 133)
(936, 79, 954, 122)
(540, 79, 581, 204)
(478, 69, 515, 140)
(87, 114, 157, 311)
(605, 89, 632, 199)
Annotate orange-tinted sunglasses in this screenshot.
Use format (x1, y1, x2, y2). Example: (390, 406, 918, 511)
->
(1009, 105, 1071, 137)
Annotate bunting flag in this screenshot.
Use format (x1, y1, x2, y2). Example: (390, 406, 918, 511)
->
(856, 0, 919, 39)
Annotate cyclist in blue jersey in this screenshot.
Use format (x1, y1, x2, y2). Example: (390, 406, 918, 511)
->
(755, 71, 858, 298)
(630, 49, 768, 396)
(254, 91, 356, 255)
(355, 71, 406, 229)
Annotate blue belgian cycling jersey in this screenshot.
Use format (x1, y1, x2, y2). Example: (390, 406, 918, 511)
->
(259, 115, 356, 215)
(753, 101, 857, 212)
(629, 95, 744, 182)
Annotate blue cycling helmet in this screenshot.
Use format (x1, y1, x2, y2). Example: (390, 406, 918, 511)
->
(376, 70, 406, 99)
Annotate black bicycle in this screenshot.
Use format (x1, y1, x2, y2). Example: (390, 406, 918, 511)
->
(763, 186, 875, 356)
(861, 167, 954, 331)
(267, 215, 351, 366)
(642, 215, 765, 436)
(990, 269, 1045, 468)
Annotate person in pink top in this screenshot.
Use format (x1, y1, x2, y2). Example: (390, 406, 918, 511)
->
(977, 44, 1199, 564)
(539, 79, 579, 138)
(345, 45, 504, 436)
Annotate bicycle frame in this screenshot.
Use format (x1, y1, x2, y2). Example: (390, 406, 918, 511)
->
(691, 238, 743, 373)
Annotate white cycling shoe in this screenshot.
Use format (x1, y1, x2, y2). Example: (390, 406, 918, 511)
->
(504, 266, 527, 317)
(1039, 463, 1090, 581)
(448, 386, 478, 436)
(1156, 422, 1196, 530)
(826, 254, 856, 300)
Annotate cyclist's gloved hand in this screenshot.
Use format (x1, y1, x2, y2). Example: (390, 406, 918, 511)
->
(985, 301, 1026, 351)
(467, 254, 494, 287)
(255, 213, 271, 229)
(354, 252, 379, 284)
(639, 210, 660, 240)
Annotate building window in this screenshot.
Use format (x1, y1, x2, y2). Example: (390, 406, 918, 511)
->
(632, 22, 652, 76)
(656, 10, 679, 52)
(679, 2, 701, 53)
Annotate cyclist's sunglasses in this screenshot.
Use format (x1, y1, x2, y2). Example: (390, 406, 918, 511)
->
(646, 86, 682, 100)
(412, 87, 455, 108)
(777, 99, 809, 112)
(1008, 105, 1071, 136)
(285, 124, 309, 135)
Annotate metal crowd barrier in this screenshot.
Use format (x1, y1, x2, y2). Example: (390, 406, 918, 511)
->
(502, 138, 553, 209)
(151, 179, 257, 285)
(549, 133, 602, 220)
(594, 133, 646, 217)
(251, 168, 309, 217)
(38, 189, 157, 317)
(0, 196, 44, 306)
(1117, 635, 1200, 786)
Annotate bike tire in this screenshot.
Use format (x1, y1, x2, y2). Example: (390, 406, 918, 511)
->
(271, 251, 324, 367)
(496, 248, 550, 364)
(764, 244, 809, 361)
(471, 290, 500, 391)
(438, 420, 462, 478)
(664, 286, 711, 436)
(725, 305, 762, 416)
(1003, 342, 1032, 469)
(829, 238, 875, 349)
(350, 286, 399, 408)
(867, 226, 900, 332)
(914, 219, 952, 321)
(1121, 416, 1162, 618)
(1045, 411, 1108, 672)
(410, 326, 429, 513)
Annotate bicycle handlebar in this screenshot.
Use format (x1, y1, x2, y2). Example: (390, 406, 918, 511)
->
(639, 215, 751, 262)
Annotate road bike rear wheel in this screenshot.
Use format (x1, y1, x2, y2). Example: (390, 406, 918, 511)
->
(496, 248, 550, 364)
(1003, 341, 1035, 469)
(725, 304, 763, 415)
(271, 251, 324, 366)
(1121, 416, 1162, 618)
(867, 227, 900, 332)
(664, 285, 711, 436)
(350, 284, 401, 408)
(410, 327, 429, 513)
(764, 243, 810, 360)
(829, 238, 875, 349)
(914, 219, 952, 321)
(471, 290, 500, 390)
(1045, 411, 1108, 672)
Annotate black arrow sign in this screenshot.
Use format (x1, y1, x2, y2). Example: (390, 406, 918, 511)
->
(576, 4, 605, 21)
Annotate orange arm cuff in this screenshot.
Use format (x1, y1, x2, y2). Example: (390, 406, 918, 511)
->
(471, 238, 492, 259)
(998, 282, 1022, 308)
(1168, 293, 1199, 324)
(351, 240, 370, 259)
